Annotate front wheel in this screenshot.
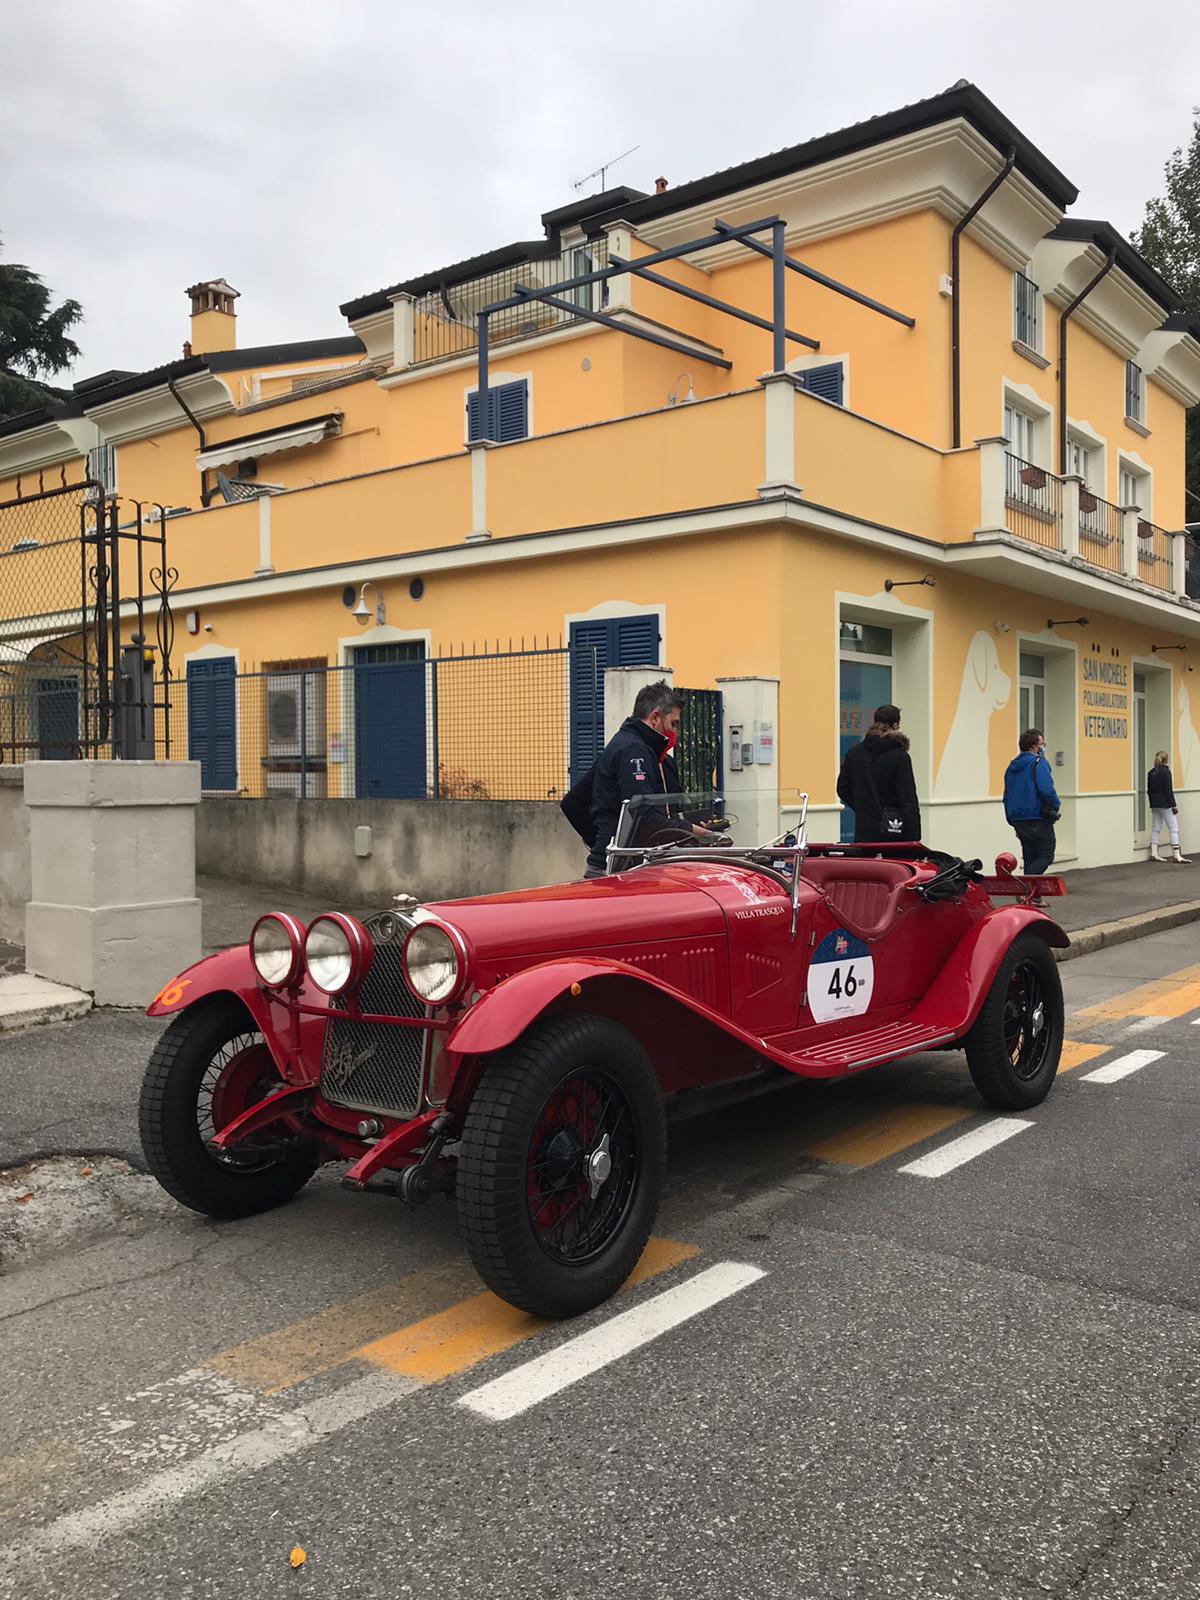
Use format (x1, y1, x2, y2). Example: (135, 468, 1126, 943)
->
(139, 998, 319, 1218)
(457, 1015, 666, 1318)
(964, 933, 1063, 1109)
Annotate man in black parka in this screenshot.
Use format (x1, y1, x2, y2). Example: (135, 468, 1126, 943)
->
(836, 702, 922, 843)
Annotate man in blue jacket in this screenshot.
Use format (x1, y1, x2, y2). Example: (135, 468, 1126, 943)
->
(1003, 727, 1060, 895)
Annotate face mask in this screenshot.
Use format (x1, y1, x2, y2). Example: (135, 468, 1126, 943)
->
(661, 730, 677, 758)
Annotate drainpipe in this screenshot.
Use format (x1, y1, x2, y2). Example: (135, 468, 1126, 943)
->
(1057, 247, 1116, 475)
(168, 374, 213, 507)
(951, 148, 1016, 448)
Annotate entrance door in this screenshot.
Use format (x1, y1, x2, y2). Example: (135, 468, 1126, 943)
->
(1133, 670, 1148, 842)
(186, 657, 236, 791)
(838, 622, 892, 843)
(353, 641, 427, 798)
(1019, 652, 1046, 735)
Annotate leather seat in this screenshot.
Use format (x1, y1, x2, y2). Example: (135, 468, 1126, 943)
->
(800, 857, 917, 942)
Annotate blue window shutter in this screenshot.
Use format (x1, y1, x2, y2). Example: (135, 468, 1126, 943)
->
(468, 380, 529, 443)
(796, 363, 844, 405)
(614, 613, 659, 666)
(568, 613, 659, 782)
(186, 658, 236, 790)
(466, 389, 485, 442)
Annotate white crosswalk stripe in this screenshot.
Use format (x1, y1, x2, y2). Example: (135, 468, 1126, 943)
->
(898, 1117, 1033, 1178)
(1080, 1048, 1165, 1084)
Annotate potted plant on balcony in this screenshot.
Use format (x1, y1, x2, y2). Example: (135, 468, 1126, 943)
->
(1138, 519, 1154, 539)
(1078, 489, 1097, 513)
(1020, 465, 1047, 490)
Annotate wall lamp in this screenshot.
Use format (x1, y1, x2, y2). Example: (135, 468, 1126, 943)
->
(884, 576, 936, 592)
(350, 582, 386, 627)
(666, 373, 696, 406)
(1151, 643, 1188, 653)
(1047, 616, 1089, 628)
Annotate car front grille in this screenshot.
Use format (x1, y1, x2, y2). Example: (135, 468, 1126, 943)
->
(319, 911, 429, 1118)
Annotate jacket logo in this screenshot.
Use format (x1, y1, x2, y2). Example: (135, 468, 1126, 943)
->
(630, 757, 646, 775)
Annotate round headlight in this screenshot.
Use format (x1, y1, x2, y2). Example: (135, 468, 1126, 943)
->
(403, 922, 467, 1005)
(251, 913, 304, 989)
(304, 914, 370, 996)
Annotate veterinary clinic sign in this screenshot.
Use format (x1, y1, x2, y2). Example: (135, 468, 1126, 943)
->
(1081, 655, 1128, 739)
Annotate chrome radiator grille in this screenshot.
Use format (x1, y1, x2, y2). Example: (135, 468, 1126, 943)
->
(319, 911, 429, 1118)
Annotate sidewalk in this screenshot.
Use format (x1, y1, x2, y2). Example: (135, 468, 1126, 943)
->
(1041, 858, 1200, 936)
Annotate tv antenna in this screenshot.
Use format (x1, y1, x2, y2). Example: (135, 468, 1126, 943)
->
(573, 144, 640, 193)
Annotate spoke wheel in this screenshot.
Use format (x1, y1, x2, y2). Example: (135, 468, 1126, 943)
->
(458, 1015, 665, 1318)
(139, 999, 319, 1219)
(965, 932, 1063, 1110)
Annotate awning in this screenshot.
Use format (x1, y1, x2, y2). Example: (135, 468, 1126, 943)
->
(196, 415, 340, 473)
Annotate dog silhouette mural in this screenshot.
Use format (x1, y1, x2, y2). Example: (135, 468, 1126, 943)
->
(934, 631, 1013, 798)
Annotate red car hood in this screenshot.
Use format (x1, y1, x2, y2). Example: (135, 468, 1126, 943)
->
(423, 866, 726, 959)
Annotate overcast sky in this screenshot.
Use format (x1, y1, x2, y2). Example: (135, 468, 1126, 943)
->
(3, 0, 1199, 382)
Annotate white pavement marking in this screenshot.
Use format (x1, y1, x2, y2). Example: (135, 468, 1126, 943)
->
(459, 1261, 766, 1423)
(898, 1117, 1033, 1178)
(1080, 1048, 1166, 1084)
(1125, 1016, 1169, 1035)
(3, 1370, 416, 1566)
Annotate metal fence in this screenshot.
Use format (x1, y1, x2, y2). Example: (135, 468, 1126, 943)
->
(412, 240, 610, 367)
(1003, 453, 1063, 550)
(1135, 520, 1173, 591)
(1077, 489, 1123, 575)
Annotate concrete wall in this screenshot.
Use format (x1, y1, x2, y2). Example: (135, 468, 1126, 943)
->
(196, 797, 584, 904)
(0, 767, 30, 943)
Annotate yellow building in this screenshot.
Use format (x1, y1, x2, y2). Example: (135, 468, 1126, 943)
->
(3, 79, 1200, 870)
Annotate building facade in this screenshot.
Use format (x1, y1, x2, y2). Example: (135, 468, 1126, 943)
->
(3, 79, 1200, 869)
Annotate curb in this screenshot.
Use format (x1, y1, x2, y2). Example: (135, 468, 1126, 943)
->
(0, 996, 93, 1034)
(1056, 897, 1200, 963)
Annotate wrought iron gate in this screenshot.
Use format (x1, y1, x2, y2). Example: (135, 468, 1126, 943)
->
(676, 686, 724, 794)
(0, 471, 175, 762)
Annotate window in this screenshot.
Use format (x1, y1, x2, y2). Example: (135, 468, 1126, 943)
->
(1066, 438, 1093, 484)
(794, 363, 844, 405)
(567, 245, 603, 313)
(1003, 402, 1040, 465)
(568, 613, 660, 780)
(467, 378, 529, 443)
(1019, 651, 1046, 736)
(1119, 463, 1148, 514)
(85, 442, 115, 496)
(1013, 271, 1039, 349)
(1125, 361, 1144, 424)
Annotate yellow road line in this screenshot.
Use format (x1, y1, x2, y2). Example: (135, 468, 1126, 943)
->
(1073, 963, 1200, 1022)
(802, 1102, 972, 1167)
(1058, 1040, 1109, 1074)
(356, 1236, 699, 1383)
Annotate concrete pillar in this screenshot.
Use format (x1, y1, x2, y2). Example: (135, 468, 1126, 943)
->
(758, 372, 800, 498)
(601, 222, 635, 311)
(715, 676, 780, 846)
(604, 665, 673, 745)
(390, 292, 415, 372)
(255, 493, 273, 575)
(465, 441, 492, 543)
(974, 436, 1009, 533)
(1121, 505, 1140, 581)
(24, 760, 202, 1006)
(1060, 474, 1081, 560)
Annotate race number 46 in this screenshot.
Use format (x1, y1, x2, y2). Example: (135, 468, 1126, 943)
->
(807, 928, 873, 1024)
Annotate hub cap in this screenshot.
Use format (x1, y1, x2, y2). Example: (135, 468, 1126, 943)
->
(527, 1071, 636, 1264)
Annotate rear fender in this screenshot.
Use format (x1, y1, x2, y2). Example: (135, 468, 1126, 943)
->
(911, 907, 1069, 1038)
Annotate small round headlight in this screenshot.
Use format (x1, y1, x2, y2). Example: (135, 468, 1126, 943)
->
(403, 922, 467, 1005)
(251, 913, 304, 989)
(304, 914, 370, 996)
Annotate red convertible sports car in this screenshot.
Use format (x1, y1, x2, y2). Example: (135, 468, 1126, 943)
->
(140, 793, 1067, 1318)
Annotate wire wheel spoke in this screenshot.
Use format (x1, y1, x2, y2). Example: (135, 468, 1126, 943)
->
(198, 1031, 281, 1171)
(526, 1068, 637, 1264)
(1003, 963, 1050, 1080)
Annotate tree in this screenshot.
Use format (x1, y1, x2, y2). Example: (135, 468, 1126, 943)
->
(1133, 110, 1200, 514)
(0, 240, 83, 422)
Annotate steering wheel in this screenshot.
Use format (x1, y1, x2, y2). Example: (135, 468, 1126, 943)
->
(642, 826, 700, 848)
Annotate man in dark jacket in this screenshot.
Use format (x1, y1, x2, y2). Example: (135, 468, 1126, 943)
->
(560, 680, 686, 876)
(836, 703, 921, 843)
(1002, 727, 1060, 892)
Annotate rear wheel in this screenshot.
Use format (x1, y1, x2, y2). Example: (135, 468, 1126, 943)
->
(457, 1015, 666, 1318)
(139, 998, 318, 1218)
(964, 934, 1063, 1109)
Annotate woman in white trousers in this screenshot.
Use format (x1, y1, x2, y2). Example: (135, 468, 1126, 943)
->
(1148, 751, 1190, 863)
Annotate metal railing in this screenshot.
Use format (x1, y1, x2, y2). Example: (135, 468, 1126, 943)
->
(1136, 520, 1173, 591)
(1077, 489, 1123, 575)
(412, 240, 610, 366)
(1013, 272, 1039, 348)
(1186, 536, 1200, 601)
(1004, 453, 1063, 550)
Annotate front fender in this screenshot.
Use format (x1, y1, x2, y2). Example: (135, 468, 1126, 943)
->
(445, 958, 659, 1059)
(911, 907, 1069, 1037)
(146, 946, 266, 1020)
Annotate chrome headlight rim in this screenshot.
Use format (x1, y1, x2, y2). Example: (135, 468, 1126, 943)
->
(401, 919, 470, 1006)
(304, 912, 372, 997)
(251, 912, 305, 990)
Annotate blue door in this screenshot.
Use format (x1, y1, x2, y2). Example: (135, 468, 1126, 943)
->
(838, 658, 892, 842)
(568, 613, 659, 781)
(354, 642, 427, 798)
(187, 657, 236, 791)
(36, 676, 79, 759)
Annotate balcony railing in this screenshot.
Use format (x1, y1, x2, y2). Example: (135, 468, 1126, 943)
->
(412, 239, 610, 367)
(1004, 453, 1063, 550)
(1136, 519, 1173, 591)
(1077, 488, 1123, 576)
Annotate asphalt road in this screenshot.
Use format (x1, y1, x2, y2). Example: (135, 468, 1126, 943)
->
(1, 926, 1199, 1598)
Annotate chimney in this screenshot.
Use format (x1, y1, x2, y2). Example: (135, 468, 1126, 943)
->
(655, 176, 668, 194)
(185, 278, 239, 355)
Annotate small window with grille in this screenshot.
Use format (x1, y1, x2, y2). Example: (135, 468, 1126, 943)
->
(85, 442, 116, 497)
(1013, 270, 1040, 350)
(1125, 361, 1145, 424)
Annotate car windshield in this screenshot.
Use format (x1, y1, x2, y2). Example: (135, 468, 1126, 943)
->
(608, 789, 809, 864)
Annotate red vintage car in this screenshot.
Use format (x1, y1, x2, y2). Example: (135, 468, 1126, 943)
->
(139, 795, 1067, 1318)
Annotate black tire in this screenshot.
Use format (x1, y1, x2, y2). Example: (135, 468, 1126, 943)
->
(457, 1014, 666, 1318)
(964, 933, 1063, 1109)
(139, 998, 319, 1219)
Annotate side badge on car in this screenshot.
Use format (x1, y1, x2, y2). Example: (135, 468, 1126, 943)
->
(807, 928, 873, 1024)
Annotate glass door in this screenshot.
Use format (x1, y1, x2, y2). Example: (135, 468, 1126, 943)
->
(838, 621, 893, 843)
(1133, 671, 1147, 841)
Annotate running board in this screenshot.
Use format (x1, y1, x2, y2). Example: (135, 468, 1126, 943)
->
(788, 1019, 958, 1074)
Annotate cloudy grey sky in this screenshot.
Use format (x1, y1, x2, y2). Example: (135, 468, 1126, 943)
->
(3, 0, 1199, 382)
